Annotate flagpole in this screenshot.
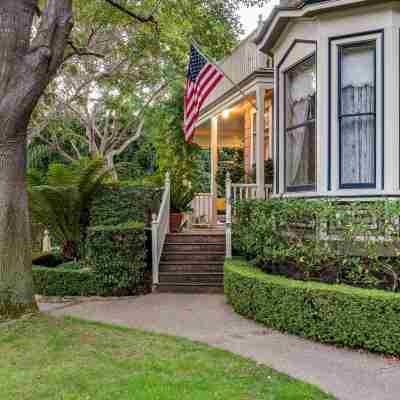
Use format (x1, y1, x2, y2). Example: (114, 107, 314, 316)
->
(191, 39, 258, 111)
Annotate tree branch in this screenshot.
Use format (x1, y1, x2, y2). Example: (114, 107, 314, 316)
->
(104, 0, 158, 24)
(64, 41, 105, 62)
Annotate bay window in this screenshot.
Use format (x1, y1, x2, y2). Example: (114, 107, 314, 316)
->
(339, 42, 376, 188)
(285, 55, 316, 192)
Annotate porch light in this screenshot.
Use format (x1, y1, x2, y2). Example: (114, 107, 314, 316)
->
(222, 109, 230, 119)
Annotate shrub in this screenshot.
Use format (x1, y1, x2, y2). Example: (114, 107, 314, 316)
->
(90, 183, 162, 227)
(225, 258, 400, 356)
(32, 253, 66, 268)
(233, 199, 400, 291)
(86, 221, 147, 296)
(33, 267, 98, 296)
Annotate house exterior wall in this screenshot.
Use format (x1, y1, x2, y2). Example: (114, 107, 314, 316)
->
(268, 1, 400, 199)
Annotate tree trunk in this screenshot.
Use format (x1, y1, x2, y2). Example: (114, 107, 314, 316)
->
(106, 153, 119, 181)
(0, 0, 73, 319)
(0, 136, 37, 317)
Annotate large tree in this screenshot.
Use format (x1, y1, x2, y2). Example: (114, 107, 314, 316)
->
(0, 0, 269, 319)
(0, 0, 73, 319)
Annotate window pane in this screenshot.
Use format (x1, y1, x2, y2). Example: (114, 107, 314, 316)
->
(286, 122, 316, 188)
(339, 42, 376, 187)
(340, 115, 375, 186)
(341, 43, 375, 115)
(286, 56, 316, 128)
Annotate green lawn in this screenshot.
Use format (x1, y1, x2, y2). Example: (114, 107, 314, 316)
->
(0, 315, 335, 400)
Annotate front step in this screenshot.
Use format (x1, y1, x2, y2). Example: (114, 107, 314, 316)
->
(159, 272, 224, 285)
(160, 261, 223, 273)
(162, 252, 225, 262)
(156, 283, 224, 294)
(156, 232, 226, 293)
(166, 234, 225, 244)
(164, 242, 225, 253)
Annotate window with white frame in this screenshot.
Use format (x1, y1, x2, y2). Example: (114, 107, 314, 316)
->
(284, 54, 316, 192)
(339, 41, 376, 188)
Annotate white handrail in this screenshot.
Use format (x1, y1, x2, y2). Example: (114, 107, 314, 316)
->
(225, 173, 232, 259)
(152, 172, 171, 286)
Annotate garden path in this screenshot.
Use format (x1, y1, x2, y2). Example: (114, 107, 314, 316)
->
(40, 293, 400, 400)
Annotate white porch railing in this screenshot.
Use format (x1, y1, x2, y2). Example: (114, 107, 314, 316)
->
(231, 183, 273, 203)
(225, 173, 273, 258)
(202, 31, 273, 110)
(191, 193, 213, 226)
(152, 172, 171, 285)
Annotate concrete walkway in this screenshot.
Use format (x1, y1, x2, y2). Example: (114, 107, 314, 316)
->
(41, 293, 400, 400)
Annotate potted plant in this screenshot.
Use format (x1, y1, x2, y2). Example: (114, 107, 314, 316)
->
(170, 180, 194, 232)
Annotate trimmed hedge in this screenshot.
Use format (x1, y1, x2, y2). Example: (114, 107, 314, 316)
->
(90, 183, 162, 227)
(225, 258, 400, 356)
(33, 267, 98, 296)
(86, 221, 148, 296)
(233, 199, 400, 291)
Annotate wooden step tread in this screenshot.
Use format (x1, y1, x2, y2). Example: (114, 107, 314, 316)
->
(165, 242, 225, 245)
(157, 282, 224, 287)
(160, 261, 223, 265)
(163, 251, 225, 255)
(160, 272, 224, 276)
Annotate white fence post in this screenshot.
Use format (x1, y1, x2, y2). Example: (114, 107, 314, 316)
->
(152, 213, 159, 286)
(225, 172, 232, 258)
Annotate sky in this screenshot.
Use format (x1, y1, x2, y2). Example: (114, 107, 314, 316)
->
(239, 1, 279, 37)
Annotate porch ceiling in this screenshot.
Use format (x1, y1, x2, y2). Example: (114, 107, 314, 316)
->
(193, 105, 247, 149)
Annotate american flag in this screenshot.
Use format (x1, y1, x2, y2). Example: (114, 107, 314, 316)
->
(184, 46, 224, 141)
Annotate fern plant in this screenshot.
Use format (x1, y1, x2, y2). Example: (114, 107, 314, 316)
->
(29, 158, 110, 260)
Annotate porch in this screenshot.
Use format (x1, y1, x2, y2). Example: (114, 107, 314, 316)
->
(191, 88, 274, 226)
(190, 29, 274, 226)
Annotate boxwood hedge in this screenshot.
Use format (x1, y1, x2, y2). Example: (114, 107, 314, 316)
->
(86, 221, 148, 296)
(33, 267, 98, 296)
(225, 258, 400, 356)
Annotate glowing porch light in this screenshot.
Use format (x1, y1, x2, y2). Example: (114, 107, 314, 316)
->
(222, 109, 231, 119)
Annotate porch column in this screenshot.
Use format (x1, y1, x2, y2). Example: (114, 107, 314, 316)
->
(256, 86, 265, 199)
(210, 116, 219, 224)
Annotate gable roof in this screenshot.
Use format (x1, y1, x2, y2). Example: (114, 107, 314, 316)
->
(255, 0, 386, 54)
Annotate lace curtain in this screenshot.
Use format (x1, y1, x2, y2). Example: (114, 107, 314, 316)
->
(285, 56, 316, 188)
(340, 44, 375, 186)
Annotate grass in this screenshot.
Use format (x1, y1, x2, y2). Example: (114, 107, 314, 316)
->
(0, 315, 335, 400)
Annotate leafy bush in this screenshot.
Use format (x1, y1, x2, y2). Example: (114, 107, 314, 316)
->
(233, 199, 400, 291)
(89, 183, 162, 227)
(86, 221, 148, 296)
(32, 253, 66, 268)
(29, 158, 109, 259)
(33, 267, 98, 296)
(225, 258, 400, 356)
(217, 148, 246, 197)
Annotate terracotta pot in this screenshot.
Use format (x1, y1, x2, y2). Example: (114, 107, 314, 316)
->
(170, 213, 183, 233)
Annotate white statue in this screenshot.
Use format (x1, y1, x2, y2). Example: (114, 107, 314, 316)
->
(42, 229, 52, 253)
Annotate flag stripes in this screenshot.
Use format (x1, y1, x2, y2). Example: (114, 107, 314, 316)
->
(184, 46, 224, 142)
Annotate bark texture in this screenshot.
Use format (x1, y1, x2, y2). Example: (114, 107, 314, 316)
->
(0, 0, 73, 319)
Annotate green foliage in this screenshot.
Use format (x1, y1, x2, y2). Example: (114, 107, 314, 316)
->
(33, 267, 98, 297)
(29, 158, 110, 259)
(86, 221, 148, 296)
(149, 84, 198, 211)
(89, 182, 162, 227)
(217, 148, 246, 197)
(225, 259, 400, 356)
(233, 199, 400, 291)
(32, 253, 66, 268)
